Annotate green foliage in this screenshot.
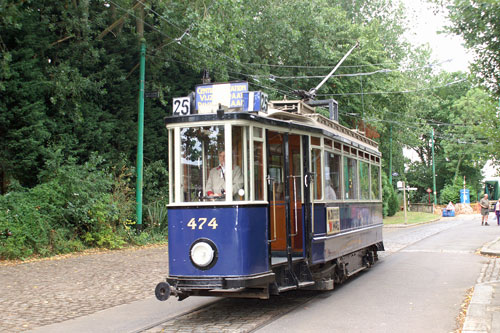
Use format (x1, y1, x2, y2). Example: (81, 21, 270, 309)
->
(443, 0, 500, 96)
(1, 0, 496, 258)
(143, 160, 169, 204)
(382, 172, 399, 217)
(0, 155, 130, 259)
(439, 177, 477, 205)
(388, 192, 400, 217)
(145, 201, 168, 233)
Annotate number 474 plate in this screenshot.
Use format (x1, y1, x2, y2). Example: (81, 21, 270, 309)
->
(172, 97, 191, 116)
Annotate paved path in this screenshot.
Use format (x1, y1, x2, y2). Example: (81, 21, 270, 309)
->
(463, 236, 500, 333)
(0, 246, 168, 332)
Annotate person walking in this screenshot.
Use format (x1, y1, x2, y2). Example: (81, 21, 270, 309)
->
(480, 193, 490, 226)
(495, 198, 500, 226)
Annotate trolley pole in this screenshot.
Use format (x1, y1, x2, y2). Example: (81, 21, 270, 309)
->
(431, 128, 437, 206)
(136, 39, 146, 231)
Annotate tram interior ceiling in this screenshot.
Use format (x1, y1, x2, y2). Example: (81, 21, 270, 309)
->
(157, 81, 383, 301)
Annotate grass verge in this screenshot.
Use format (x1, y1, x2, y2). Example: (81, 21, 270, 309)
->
(384, 211, 439, 225)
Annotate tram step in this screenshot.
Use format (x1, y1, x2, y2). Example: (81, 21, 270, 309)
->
(278, 285, 297, 293)
(278, 281, 315, 293)
(347, 266, 367, 277)
(298, 281, 315, 288)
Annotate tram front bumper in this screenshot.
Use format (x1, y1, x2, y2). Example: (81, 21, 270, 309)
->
(167, 271, 275, 290)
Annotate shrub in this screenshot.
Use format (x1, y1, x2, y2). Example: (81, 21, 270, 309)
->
(0, 154, 133, 259)
(388, 192, 400, 216)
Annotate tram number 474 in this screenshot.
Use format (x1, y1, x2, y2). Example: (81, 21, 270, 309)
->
(187, 217, 218, 230)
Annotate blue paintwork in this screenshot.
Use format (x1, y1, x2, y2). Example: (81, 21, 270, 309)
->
(310, 202, 383, 264)
(168, 206, 269, 276)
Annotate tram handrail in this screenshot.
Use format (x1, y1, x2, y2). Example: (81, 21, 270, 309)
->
(310, 173, 315, 235)
(268, 176, 277, 243)
(290, 175, 299, 237)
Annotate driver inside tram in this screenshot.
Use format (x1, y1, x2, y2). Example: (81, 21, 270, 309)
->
(206, 150, 243, 198)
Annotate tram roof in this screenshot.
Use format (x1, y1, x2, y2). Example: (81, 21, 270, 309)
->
(165, 105, 380, 156)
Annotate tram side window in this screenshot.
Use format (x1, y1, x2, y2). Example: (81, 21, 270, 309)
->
(371, 164, 381, 200)
(180, 126, 223, 202)
(169, 129, 175, 204)
(359, 161, 370, 200)
(324, 151, 341, 200)
(343, 156, 358, 199)
(312, 148, 322, 200)
(254, 141, 265, 200)
(268, 132, 284, 201)
(232, 126, 246, 201)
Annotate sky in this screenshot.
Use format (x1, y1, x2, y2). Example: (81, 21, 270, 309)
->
(400, 0, 472, 72)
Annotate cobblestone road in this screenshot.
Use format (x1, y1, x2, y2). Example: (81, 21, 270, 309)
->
(0, 217, 474, 333)
(144, 291, 317, 333)
(0, 246, 168, 332)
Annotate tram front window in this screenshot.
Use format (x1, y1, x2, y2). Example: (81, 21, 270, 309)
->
(179, 125, 246, 202)
(180, 126, 223, 202)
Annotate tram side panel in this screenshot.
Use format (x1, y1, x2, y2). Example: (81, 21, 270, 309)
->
(310, 202, 383, 264)
(168, 206, 270, 276)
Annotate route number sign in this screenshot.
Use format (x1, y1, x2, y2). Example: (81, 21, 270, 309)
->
(173, 97, 190, 116)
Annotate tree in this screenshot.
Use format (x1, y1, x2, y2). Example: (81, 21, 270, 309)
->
(442, 0, 500, 96)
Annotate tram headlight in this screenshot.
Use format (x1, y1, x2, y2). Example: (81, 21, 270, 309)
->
(190, 239, 218, 270)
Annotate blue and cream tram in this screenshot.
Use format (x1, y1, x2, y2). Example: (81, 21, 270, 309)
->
(155, 82, 384, 301)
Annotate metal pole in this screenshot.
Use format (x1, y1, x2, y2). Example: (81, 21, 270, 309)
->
(136, 39, 146, 230)
(431, 128, 437, 205)
(389, 125, 393, 185)
(403, 181, 407, 224)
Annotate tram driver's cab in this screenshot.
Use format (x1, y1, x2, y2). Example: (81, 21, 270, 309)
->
(170, 124, 265, 204)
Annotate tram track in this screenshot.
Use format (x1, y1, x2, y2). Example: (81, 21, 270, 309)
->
(134, 291, 321, 333)
(133, 219, 464, 332)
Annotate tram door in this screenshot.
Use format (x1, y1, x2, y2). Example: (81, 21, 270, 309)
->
(267, 131, 304, 259)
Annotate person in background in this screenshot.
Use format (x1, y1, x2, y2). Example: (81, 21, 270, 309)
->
(495, 198, 500, 226)
(325, 180, 337, 200)
(206, 150, 243, 198)
(479, 193, 490, 226)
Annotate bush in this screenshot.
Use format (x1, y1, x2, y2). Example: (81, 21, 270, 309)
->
(388, 192, 400, 216)
(382, 172, 399, 217)
(0, 154, 133, 259)
(440, 176, 477, 205)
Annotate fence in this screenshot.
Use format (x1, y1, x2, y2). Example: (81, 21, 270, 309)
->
(409, 203, 433, 214)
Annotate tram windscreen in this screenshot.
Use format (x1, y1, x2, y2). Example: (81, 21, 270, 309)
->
(180, 126, 224, 202)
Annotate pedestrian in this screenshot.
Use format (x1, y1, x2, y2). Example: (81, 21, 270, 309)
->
(495, 198, 500, 226)
(479, 193, 490, 226)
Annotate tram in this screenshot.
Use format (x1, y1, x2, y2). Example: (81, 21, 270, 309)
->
(155, 81, 384, 301)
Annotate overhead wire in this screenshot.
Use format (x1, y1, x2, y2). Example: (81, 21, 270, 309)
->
(251, 59, 452, 80)
(108, 0, 480, 142)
